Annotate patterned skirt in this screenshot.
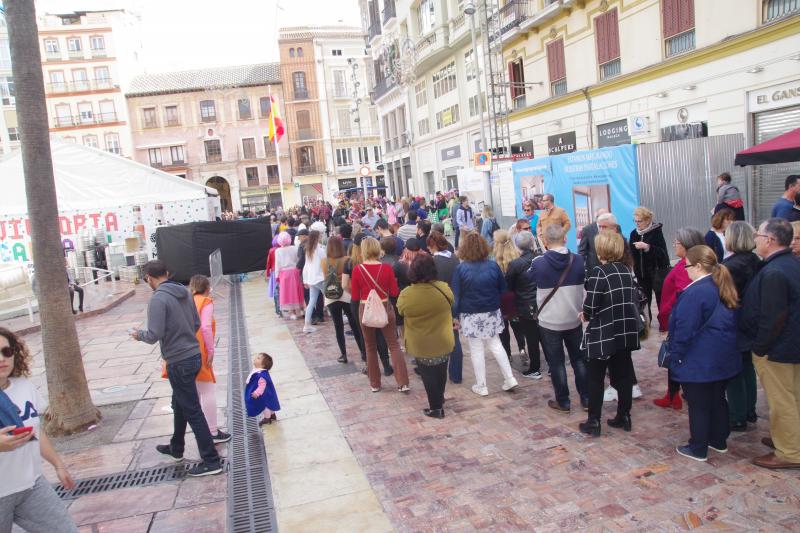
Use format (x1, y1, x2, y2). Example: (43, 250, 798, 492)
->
(459, 309, 505, 339)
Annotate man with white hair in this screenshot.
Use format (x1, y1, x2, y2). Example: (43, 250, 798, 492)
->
(527, 224, 588, 411)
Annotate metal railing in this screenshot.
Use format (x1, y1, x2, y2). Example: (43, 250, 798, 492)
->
(599, 58, 621, 80)
(551, 78, 567, 96)
(332, 84, 349, 97)
(206, 153, 223, 163)
(665, 29, 695, 58)
(368, 19, 382, 40)
(499, 0, 529, 35)
(294, 164, 323, 176)
(68, 50, 85, 60)
(45, 50, 62, 61)
(47, 78, 115, 94)
(293, 88, 309, 100)
(372, 77, 395, 100)
(53, 112, 119, 128)
(382, 0, 396, 23)
(297, 128, 316, 140)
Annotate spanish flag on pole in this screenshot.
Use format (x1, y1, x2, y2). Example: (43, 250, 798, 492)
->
(267, 95, 285, 143)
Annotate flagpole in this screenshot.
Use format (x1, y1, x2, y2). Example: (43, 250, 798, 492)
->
(269, 86, 287, 210)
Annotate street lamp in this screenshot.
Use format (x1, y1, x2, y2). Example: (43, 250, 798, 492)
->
(464, 1, 492, 210)
(349, 60, 369, 200)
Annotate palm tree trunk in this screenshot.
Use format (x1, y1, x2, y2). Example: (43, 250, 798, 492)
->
(5, 0, 100, 434)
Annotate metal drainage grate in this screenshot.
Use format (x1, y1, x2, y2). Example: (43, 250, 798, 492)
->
(53, 459, 227, 500)
(314, 363, 362, 379)
(226, 277, 278, 533)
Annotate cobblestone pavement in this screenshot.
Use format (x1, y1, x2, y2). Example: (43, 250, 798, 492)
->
(16, 283, 230, 532)
(272, 277, 800, 532)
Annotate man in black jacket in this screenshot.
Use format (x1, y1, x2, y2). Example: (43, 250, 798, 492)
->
(578, 209, 609, 275)
(740, 218, 800, 469)
(505, 231, 542, 378)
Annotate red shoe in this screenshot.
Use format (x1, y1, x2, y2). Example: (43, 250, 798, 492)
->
(671, 393, 682, 410)
(653, 391, 672, 408)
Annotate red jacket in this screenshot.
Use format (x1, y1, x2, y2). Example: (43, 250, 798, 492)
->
(658, 258, 691, 332)
(265, 247, 277, 279)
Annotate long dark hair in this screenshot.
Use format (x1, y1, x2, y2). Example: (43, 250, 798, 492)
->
(306, 230, 321, 259)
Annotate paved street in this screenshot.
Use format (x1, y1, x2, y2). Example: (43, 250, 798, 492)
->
(9, 276, 800, 532)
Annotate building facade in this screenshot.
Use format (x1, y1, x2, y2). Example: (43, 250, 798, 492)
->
(0, 17, 17, 157)
(38, 8, 143, 158)
(499, 0, 799, 220)
(312, 26, 385, 200)
(125, 64, 291, 213)
(363, 0, 490, 199)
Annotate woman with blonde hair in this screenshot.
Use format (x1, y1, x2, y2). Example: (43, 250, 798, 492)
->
(492, 230, 526, 360)
(453, 232, 518, 395)
(669, 245, 741, 462)
(791, 221, 800, 257)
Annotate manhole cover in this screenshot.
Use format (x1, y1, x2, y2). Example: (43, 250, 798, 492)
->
(315, 363, 362, 379)
(101, 385, 127, 394)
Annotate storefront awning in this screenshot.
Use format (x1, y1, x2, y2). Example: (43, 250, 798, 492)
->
(735, 127, 800, 167)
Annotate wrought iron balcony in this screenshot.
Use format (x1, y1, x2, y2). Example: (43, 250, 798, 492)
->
(382, 0, 396, 24)
(52, 112, 119, 128)
(294, 164, 324, 176)
(499, 0, 530, 35)
(368, 19, 382, 41)
(47, 78, 115, 94)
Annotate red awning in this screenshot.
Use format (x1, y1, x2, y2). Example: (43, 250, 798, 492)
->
(735, 127, 800, 167)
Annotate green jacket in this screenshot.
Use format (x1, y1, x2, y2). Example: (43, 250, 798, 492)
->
(397, 281, 455, 358)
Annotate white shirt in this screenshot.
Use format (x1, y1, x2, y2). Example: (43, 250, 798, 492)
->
(302, 245, 327, 285)
(0, 377, 47, 498)
(275, 245, 299, 272)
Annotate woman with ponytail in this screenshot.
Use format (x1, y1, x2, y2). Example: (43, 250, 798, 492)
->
(669, 245, 742, 462)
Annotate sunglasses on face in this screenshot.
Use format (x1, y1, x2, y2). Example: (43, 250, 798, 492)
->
(1, 346, 14, 358)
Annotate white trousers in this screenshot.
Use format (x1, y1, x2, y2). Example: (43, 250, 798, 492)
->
(467, 336, 514, 387)
(196, 380, 218, 434)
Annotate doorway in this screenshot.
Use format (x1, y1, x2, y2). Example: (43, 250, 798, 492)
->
(206, 176, 232, 212)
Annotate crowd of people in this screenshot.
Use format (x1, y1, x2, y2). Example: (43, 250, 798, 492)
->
(264, 176, 800, 470)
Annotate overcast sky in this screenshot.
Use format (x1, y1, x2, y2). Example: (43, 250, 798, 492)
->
(37, 0, 363, 72)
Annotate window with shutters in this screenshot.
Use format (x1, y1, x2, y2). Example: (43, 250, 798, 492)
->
(595, 8, 621, 80)
(432, 61, 456, 99)
(246, 167, 260, 187)
(238, 98, 252, 120)
(266, 165, 279, 184)
(662, 0, 695, 58)
(508, 59, 525, 109)
(242, 137, 256, 159)
(337, 108, 352, 135)
(546, 39, 567, 96)
(205, 140, 222, 163)
(374, 146, 381, 162)
(358, 147, 370, 164)
(763, 0, 800, 22)
(418, 118, 430, 136)
(148, 148, 162, 167)
(170, 145, 185, 164)
(415, 80, 427, 107)
(200, 100, 216, 122)
(293, 72, 308, 99)
(142, 107, 157, 128)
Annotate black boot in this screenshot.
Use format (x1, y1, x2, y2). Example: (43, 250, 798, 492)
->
(607, 413, 632, 432)
(579, 418, 601, 436)
(423, 408, 444, 419)
(381, 358, 394, 377)
(337, 354, 347, 364)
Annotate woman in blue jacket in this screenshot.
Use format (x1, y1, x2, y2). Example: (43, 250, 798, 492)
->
(452, 232, 518, 396)
(669, 245, 741, 462)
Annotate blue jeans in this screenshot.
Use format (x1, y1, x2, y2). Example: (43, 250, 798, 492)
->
(449, 329, 463, 383)
(539, 325, 588, 408)
(304, 282, 323, 324)
(166, 355, 220, 466)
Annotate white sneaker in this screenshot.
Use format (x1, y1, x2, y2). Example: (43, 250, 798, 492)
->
(502, 377, 519, 391)
(632, 384, 643, 399)
(471, 384, 489, 396)
(302, 325, 317, 334)
(603, 386, 618, 402)
(289, 314, 298, 320)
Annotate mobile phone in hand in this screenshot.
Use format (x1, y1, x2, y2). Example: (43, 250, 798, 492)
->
(11, 426, 33, 436)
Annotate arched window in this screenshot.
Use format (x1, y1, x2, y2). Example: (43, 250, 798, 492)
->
(297, 47, 303, 57)
(289, 48, 295, 57)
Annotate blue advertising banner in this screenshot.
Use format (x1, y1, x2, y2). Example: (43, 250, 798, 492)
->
(512, 157, 552, 221)
(548, 145, 639, 250)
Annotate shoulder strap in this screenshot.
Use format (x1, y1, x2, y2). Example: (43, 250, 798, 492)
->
(539, 252, 575, 315)
(429, 282, 453, 306)
(359, 264, 388, 298)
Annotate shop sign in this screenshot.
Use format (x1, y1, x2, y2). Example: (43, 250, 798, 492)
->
(597, 119, 630, 147)
(548, 131, 576, 155)
(441, 145, 461, 161)
(338, 178, 357, 189)
(749, 80, 800, 113)
(629, 116, 649, 135)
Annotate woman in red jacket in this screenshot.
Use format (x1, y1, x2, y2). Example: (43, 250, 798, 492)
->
(654, 227, 705, 409)
(350, 237, 410, 393)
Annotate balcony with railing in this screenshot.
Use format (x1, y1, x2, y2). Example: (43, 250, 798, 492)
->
(52, 112, 119, 129)
(68, 49, 85, 60)
(371, 77, 396, 101)
(498, 0, 530, 36)
(332, 83, 349, 98)
(46, 78, 116, 95)
(382, 0, 396, 24)
(297, 128, 316, 140)
(551, 78, 567, 97)
(45, 50, 63, 61)
(368, 19, 382, 41)
(294, 164, 324, 176)
(414, 26, 450, 72)
(90, 47, 108, 58)
(448, 13, 470, 46)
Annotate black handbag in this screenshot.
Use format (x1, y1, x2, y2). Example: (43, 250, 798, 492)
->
(657, 338, 671, 368)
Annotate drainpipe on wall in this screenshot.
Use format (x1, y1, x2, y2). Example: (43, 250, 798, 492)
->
(582, 87, 594, 149)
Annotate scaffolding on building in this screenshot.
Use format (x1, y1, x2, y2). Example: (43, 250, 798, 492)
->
(481, 0, 513, 158)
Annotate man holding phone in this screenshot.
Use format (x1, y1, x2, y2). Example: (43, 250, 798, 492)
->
(130, 260, 222, 477)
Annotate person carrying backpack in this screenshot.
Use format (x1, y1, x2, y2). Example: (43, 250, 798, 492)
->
(480, 205, 500, 246)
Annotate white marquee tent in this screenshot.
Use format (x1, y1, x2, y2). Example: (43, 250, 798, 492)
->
(0, 140, 218, 216)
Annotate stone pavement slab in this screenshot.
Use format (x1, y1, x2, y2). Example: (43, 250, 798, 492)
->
(241, 279, 393, 533)
(245, 271, 800, 532)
